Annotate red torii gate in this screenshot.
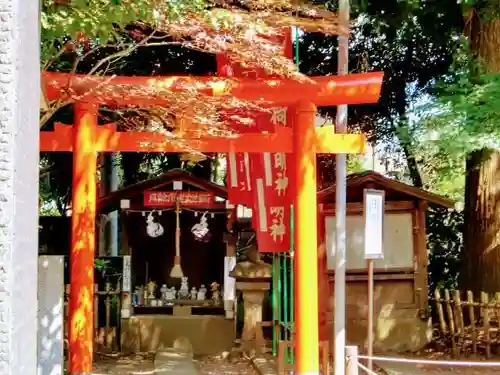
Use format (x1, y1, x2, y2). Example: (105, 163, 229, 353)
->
(40, 70, 383, 375)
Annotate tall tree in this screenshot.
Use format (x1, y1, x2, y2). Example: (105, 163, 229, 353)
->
(299, 0, 463, 187)
(461, 3, 500, 293)
(413, 2, 500, 293)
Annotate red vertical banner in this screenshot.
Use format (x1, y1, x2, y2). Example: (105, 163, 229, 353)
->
(216, 53, 255, 207)
(217, 28, 293, 211)
(249, 28, 295, 250)
(226, 151, 253, 207)
(251, 108, 295, 252)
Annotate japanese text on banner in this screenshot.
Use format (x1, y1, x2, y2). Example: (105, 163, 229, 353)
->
(252, 107, 294, 253)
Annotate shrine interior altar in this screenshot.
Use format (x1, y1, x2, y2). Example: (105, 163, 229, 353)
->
(100, 169, 238, 354)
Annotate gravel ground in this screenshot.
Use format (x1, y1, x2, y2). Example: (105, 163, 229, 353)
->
(90, 352, 259, 375)
(195, 353, 259, 375)
(92, 353, 155, 375)
(89, 350, 500, 375)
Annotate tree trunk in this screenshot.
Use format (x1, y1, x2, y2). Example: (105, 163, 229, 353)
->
(461, 12, 500, 293)
(462, 149, 500, 293)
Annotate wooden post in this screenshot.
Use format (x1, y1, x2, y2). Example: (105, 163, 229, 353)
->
(453, 290, 464, 352)
(467, 291, 477, 354)
(345, 345, 359, 375)
(293, 100, 320, 375)
(481, 292, 491, 358)
(69, 102, 98, 375)
(444, 289, 456, 356)
(367, 259, 374, 372)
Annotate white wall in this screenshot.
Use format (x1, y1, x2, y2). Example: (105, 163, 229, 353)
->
(325, 213, 414, 270)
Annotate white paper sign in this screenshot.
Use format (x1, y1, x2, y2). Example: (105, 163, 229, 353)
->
(364, 189, 385, 260)
(122, 255, 132, 292)
(120, 199, 130, 209)
(173, 181, 183, 190)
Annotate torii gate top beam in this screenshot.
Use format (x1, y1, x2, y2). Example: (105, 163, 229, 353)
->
(42, 71, 383, 107)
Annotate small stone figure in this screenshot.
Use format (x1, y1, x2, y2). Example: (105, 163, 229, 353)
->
(178, 276, 190, 299)
(190, 287, 197, 300)
(197, 284, 207, 300)
(165, 287, 176, 301)
(160, 284, 168, 302)
(211, 282, 221, 305)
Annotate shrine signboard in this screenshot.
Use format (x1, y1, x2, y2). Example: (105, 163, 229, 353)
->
(144, 191, 215, 208)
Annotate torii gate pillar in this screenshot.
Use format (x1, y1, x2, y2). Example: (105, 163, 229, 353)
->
(68, 102, 98, 375)
(293, 101, 320, 375)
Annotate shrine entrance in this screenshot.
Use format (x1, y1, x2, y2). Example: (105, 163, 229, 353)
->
(41, 56, 382, 374)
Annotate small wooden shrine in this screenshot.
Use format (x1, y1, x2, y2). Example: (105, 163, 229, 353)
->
(317, 171, 454, 352)
(98, 169, 237, 354)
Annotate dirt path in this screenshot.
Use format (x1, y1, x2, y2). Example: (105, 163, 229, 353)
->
(91, 350, 500, 375)
(92, 353, 155, 375)
(91, 352, 258, 375)
(196, 354, 259, 375)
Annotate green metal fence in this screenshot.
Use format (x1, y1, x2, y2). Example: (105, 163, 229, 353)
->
(272, 205, 295, 365)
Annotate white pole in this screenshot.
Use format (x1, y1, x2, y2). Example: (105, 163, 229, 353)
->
(334, 0, 350, 374)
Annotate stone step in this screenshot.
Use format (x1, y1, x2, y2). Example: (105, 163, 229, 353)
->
(251, 355, 278, 375)
(154, 349, 199, 375)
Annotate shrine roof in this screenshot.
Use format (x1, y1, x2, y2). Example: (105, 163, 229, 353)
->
(318, 171, 454, 208)
(98, 169, 227, 214)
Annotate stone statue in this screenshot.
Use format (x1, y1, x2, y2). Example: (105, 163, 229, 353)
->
(197, 285, 207, 300)
(211, 282, 221, 305)
(229, 240, 272, 279)
(178, 276, 190, 299)
(190, 287, 197, 300)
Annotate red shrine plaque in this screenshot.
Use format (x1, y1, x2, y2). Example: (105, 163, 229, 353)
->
(144, 191, 215, 208)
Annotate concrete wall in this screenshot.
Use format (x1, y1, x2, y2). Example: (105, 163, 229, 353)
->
(121, 315, 235, 355)
(325, 278, 431, 352)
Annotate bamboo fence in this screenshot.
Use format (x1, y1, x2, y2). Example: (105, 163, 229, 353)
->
(434, 289, 500, 358)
